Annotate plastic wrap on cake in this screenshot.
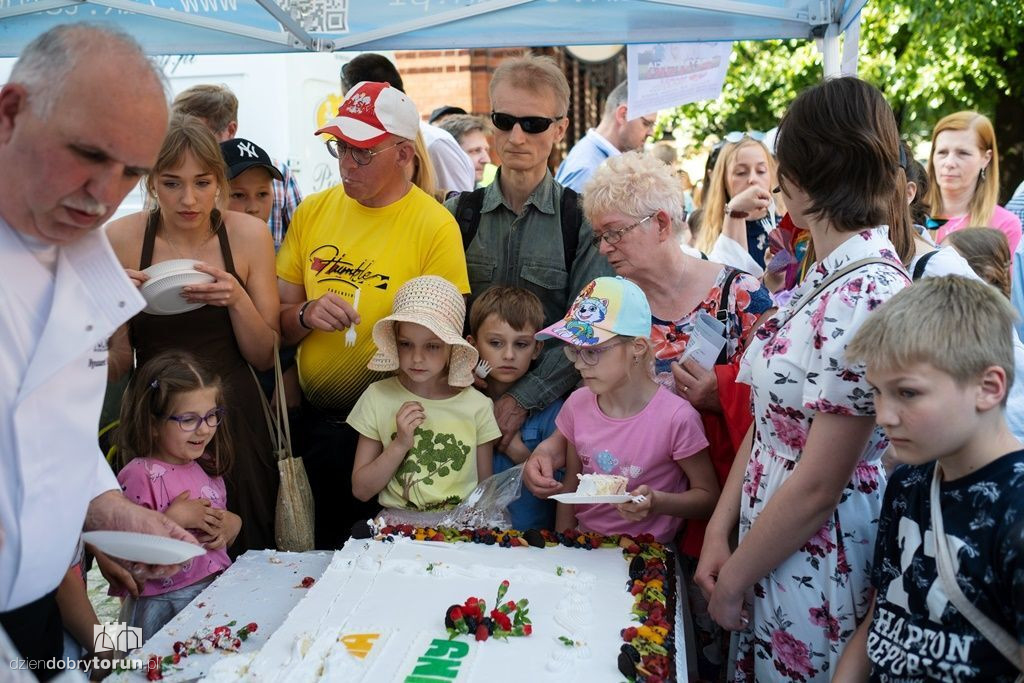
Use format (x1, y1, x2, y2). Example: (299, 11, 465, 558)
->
(376, 464, 523, 530)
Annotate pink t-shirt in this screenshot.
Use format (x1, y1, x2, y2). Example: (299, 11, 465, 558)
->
(112, 457, 232, 597)
(936, 204, 1023, 256)
(555, 386, 709, 543)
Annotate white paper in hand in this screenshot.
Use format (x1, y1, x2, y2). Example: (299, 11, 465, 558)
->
(680, 311, 728, 370)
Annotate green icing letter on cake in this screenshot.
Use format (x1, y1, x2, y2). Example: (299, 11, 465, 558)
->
(405, 638, 470, 682)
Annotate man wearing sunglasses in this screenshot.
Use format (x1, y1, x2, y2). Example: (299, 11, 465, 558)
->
(276, 81, 468, 549)
(444, 55, 613, 451)
(556, 81, 658, 193)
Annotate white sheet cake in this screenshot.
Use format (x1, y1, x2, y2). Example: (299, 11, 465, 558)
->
(212, 535, 643, 681)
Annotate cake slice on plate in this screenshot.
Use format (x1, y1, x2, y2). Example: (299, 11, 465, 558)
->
(576, 473, 629, 496)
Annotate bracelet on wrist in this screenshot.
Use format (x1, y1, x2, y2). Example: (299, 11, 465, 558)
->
(724, 203, 749, 219)
(297, 300, 314, 330)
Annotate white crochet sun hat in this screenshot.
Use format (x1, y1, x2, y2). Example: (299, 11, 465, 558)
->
(367, 276, 478, 387)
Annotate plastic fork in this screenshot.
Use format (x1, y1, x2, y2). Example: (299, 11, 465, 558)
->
(345, 288, 360, 347)
(474, 359, 492, 379)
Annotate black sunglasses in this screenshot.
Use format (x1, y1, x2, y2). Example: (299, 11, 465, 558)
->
(490, 111, 564, 134)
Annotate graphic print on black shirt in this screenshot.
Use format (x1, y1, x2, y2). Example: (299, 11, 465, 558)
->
(868, 452, 1024, 682)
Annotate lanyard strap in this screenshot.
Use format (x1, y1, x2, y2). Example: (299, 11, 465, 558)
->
(930, 464, 1024, 676)
(771, 257, 905, 334)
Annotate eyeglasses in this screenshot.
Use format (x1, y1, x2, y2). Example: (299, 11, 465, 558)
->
(490, 112, 564, 134)
(723, 131, 765, 143)
(563, 339, 629, 366)
(167, 408, 224, 432)
(325, 139, 404, 166)
(591, 214, 654, 247)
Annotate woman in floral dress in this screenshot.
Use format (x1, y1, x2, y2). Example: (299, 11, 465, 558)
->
(696, 77, 913, 682)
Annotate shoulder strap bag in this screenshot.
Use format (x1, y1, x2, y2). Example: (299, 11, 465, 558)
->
(931, 464, 1024, 680)
(771, 257, 907, 332)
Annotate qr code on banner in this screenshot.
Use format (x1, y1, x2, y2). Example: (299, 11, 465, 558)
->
(281, 0, 347, 32)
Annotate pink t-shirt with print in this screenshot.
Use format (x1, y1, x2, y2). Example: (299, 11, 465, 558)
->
(555, 386, 709, 543)
(112, 457, 232, 597)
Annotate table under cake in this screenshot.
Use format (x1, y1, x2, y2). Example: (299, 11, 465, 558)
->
(113, 534, 692, 682)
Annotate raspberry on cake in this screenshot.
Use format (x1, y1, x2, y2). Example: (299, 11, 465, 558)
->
(576, 473, 629, 496)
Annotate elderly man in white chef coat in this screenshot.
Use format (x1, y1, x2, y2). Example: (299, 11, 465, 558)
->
(0, 24, 193, 674)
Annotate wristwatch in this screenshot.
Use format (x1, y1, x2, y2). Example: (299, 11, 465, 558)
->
(725, 202, 749, 219)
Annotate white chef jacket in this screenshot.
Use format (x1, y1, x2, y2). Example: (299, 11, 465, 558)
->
(0, 217, 145, 611)
(420, 121, 475, 194)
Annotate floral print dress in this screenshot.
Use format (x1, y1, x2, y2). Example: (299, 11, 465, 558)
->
(734, 229, 910, 682)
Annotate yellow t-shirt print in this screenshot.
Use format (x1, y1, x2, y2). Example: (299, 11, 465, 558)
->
(276, 183, 469, 411)
(393, 426, 471, 510)
(346, 377, 502, 511)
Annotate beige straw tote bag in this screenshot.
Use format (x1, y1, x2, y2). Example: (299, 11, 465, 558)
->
(251, 344, 315, 552)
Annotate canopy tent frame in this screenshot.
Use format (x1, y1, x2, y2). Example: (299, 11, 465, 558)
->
(0, 0, 866, 73)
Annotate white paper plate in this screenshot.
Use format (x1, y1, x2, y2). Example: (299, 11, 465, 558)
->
(549, 493, 632, 505)
(82, 530, 206, 564)
(141, 258, 204, 280)
(140, 259, 216, 315)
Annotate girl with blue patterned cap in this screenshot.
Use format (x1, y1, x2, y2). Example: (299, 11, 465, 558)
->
(536, 276, 719, 541)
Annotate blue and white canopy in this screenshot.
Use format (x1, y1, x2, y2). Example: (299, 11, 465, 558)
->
(0, 0, 866, 60)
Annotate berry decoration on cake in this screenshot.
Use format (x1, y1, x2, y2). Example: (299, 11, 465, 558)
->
(619, 536, 674, 683)
(143, 621, 258, 680)
(444, 579, 533, 642)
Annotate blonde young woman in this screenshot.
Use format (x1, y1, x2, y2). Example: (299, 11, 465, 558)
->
(107, 115, 280, 554)
(927, 111, 1022, 254)
(697, 136, 781, 277)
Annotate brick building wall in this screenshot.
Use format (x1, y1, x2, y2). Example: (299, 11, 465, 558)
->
(395, 47, 624, 169)
(395, 48, 527, 119)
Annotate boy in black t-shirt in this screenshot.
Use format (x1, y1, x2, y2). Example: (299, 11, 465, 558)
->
(834, 276, 1024, 682)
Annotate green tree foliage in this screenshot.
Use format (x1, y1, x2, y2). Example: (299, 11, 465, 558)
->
(663, 0, 1024, 200)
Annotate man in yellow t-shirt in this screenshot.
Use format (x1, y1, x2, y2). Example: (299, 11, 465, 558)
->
(277, 81, 469, 548)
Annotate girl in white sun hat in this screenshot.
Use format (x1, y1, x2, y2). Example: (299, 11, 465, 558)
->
(348, 276, 501, 512)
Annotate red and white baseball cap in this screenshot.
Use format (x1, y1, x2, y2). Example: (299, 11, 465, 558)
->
(315, 81, 419, 149)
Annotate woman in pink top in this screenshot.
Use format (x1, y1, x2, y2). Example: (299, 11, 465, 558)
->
(927, 111, 1023, 255)
(536, 276, 719, 543)
(111, 351, 239, 641)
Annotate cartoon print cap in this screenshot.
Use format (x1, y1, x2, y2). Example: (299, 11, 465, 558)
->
(535, 276, 651, 347)
(315, 81, 420, 149)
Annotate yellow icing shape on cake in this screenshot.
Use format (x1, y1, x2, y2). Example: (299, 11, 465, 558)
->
(340, 633, 380, 659)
